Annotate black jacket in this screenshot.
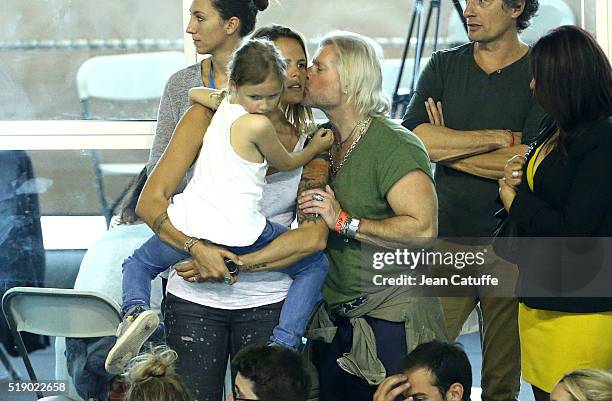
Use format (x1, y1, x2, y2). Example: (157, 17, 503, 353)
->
(509, 117, 612, 312)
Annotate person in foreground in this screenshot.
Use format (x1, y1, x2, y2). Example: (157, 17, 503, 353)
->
(499, 25, 612, 401)
(232, 345, 311, 401)
(295, 30, 447, 401)
(105, 38, 332, 374)
(142, 24, 330, 401)
(373, 341, 472, 401)
(124, 345, 191, 401)
(550, 369, 612, 401)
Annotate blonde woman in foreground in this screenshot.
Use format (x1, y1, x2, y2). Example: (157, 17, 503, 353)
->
(124, 346, 190, 401)
(550, 369, 612, 401)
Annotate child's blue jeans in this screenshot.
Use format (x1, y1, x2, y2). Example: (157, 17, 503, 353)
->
(121, 220, 328, 351)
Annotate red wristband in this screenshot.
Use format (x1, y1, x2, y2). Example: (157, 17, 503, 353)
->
(335, 211, 349, 233)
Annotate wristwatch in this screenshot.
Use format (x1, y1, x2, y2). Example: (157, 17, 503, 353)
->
(345, 217, 361, 239)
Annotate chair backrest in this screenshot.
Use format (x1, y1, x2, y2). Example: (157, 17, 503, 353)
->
(76, 51, 185, 101)
(2, 287, 122, 398)
(2, 287, 121, 338)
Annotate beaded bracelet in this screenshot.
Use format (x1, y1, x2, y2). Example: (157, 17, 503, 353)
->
(183, 237, 200, 253)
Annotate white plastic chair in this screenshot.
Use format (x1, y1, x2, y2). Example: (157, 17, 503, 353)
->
(76, 51, 184, 226)
(2, 287, 122, 400)
(76, 51, 185, 115)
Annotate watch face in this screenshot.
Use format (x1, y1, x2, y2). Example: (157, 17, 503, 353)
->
(224, 258, 239, 275)
(346, 218, 360, 238)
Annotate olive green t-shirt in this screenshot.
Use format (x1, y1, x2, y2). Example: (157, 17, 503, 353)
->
(402, 42, 546, 237)
(322, 117, 433, 305)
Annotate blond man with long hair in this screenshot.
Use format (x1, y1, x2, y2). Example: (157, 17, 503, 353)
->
(295, 31, 447, 401)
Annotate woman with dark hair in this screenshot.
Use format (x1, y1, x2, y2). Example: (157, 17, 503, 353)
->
(498, 25, 612, 401)
(148, 0, 269, 187)
(138, 25, 328, 401)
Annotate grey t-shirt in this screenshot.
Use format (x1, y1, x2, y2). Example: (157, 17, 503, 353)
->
(402, 42, 546, 237)
(147, 62, 203, 192)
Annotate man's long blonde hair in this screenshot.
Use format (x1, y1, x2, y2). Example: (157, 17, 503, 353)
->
(320, 30, 390, 118)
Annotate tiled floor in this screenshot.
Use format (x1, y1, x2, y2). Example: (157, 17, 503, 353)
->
(1, 334, 535, 401)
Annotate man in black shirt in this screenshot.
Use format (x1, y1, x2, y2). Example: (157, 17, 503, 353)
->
(403, 1, 544, 401)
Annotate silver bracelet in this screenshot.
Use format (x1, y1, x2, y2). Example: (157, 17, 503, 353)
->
(183, 237, 200, 253)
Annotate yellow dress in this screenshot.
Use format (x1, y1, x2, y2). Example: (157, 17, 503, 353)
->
(519, 142, 612, 392)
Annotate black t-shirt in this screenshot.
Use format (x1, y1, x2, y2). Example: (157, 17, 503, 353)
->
(403, 42, 546, 237)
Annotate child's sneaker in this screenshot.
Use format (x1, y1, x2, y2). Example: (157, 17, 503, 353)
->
(105, 306, 160, 375)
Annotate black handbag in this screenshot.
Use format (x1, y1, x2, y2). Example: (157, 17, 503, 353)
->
(491, 207, 522, 264)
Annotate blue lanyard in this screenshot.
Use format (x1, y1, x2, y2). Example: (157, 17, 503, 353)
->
(209, 61, 216, 89)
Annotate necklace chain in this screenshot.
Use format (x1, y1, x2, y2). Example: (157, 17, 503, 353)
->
(330, 118, 372, 176)
(334, 122, 359, 148)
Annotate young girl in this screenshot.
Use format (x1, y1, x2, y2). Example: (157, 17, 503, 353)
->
(124, 346, 191, 401)
(105, 38, 332, 374)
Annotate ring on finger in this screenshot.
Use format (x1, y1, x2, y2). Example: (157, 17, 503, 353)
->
(512, 170, 519, 178)
(223, 276, 231, 285)
(312, 194, 325, 202)
(190, 276, 197, 283)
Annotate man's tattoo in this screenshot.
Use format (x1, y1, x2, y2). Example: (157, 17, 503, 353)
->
(297, 151, 330, 224)
(152, 211, 169, 234)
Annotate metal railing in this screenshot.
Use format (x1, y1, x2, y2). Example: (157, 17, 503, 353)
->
(0, 38, 184, 51)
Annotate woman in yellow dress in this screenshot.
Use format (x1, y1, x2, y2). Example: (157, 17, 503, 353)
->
(498, 25, 612, 401)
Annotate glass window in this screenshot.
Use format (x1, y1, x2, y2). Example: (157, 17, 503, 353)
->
(0, 1, 184, 121)
(0, 0, 600, 122)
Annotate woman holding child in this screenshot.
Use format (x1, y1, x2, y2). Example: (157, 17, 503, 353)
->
(128, 3, 329, 398)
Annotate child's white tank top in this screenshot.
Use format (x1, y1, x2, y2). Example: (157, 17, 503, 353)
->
(167, 98, 268, 246)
